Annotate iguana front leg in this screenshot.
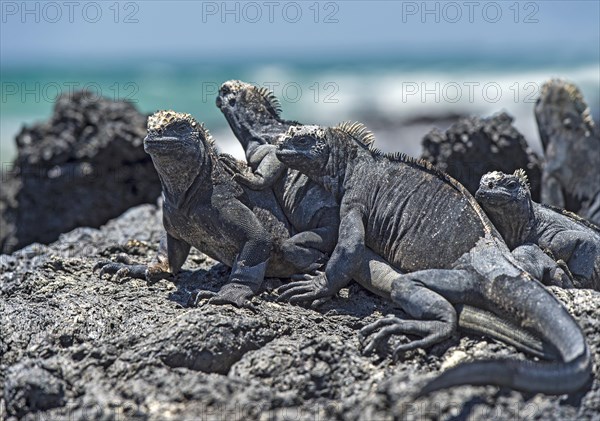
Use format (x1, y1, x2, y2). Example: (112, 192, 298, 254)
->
(195, 201, 272, 307)
(277, 208, 364, 304)
(549, 230, 599, 289)
(95, 233, 191, 284)
(232, 148, 286, 190)
(511, 244, 574, 288)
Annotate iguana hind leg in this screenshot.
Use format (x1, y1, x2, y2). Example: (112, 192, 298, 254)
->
(360, 270, 460, 358)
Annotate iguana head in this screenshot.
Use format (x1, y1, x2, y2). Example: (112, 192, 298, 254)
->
(216, 80, 296, 146)
(276, 125, 330, 178)
(535, 79, 596, 150)
(475, 170, 531, 206)
(475, 170, 534, 246)
(145, 110, 216, 202)
(145, 110, 210, 154)
(277, 122, 376, 200)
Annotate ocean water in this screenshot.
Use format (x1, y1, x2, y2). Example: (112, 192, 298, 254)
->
(2, 57, 599, 162)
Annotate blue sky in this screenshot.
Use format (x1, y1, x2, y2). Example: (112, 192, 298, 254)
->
(2, 1, 599, 66)
(1, 1, 599, 162)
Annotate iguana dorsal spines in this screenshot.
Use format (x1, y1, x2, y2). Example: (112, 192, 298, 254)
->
(335, 121, 376, 148)
(255, 86, 282, 115)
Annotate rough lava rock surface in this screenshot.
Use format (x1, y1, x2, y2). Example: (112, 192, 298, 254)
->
(2, 204, 599, 420)
(421, 112, 542, 201)
(0, 91, 160, 254)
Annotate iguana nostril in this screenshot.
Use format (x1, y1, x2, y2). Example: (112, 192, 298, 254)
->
(488, 182, 494, 189)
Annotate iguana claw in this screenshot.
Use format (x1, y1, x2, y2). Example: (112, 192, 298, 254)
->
(276, 272, 331, 305)
(192, 284, 256, 309)
(94, 254, 148, 281)
(360, 315, 454, 357)
(94, 254, 170, 284)
(191, 290, 218, 306)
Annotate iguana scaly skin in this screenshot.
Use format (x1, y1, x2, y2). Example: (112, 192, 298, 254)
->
(216, 80, 560, 359)
(95, 111, 325, 306)
(476, 170, 600, 290)
(217, 80, 339, 255)
(535, 79, 600, 224)
(275, 122, 592, 395)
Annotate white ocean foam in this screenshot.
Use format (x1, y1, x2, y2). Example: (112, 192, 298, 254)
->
(3, 63, 597, 162)
(242, 63, 599, 153)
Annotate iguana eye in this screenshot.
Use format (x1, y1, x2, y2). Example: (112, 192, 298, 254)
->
(170, 122, 190, 136)
(294, 136, 311, 146)
(506, 181, 518, 189)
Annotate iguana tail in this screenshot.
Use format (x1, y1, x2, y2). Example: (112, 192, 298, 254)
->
(421, 270, 592, 395)
(455, 305, 560, 360)
(419, 349, 591, 396)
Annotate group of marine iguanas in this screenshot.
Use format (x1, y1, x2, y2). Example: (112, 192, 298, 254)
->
(96, 79, 600, 397)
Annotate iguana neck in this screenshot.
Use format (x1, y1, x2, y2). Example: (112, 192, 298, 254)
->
(488, 199, 536, 249)
(321, 140, 360, 202)
(154, 151, 212, 208)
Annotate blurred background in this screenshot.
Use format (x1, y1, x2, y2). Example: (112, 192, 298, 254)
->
(2, 0, 599, 160)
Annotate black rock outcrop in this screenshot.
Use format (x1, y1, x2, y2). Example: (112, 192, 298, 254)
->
(0, 91, 160, 253)
(421, 112, 542, 200)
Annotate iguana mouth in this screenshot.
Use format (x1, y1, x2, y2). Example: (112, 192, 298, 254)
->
(275, 149, 304, 167)
(274, 149, 297, 158)
(475, 189, 514, 204)
(144, 135, 185, 153)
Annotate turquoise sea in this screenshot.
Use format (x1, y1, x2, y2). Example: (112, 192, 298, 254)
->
(2, 54, 599, 162)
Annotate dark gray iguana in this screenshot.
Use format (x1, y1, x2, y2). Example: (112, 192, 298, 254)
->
(535, 79, 600, 224)
(95, 110, 326, 306)
(216, 80, 571, 362)
(476, 169, 600, 290)
(274, 122, 592, 395)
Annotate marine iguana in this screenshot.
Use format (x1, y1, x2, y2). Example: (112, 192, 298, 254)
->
(95, 107, 551, 362)
(216, 80, 565, 360)
(95, 110, 326, 306)
(217, 80, 339, 255)
(476, 169, 600, 290)
(275, 122, 592, 395)
(535, 79, 600, 224)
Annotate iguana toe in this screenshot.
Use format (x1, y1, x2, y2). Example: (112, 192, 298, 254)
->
(360, 316, 454, 357)
(191, 290, 218, 307)
(276, 276, 330, 305)
(96, 262, 147, 281)
(208, 283, 255, 308)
